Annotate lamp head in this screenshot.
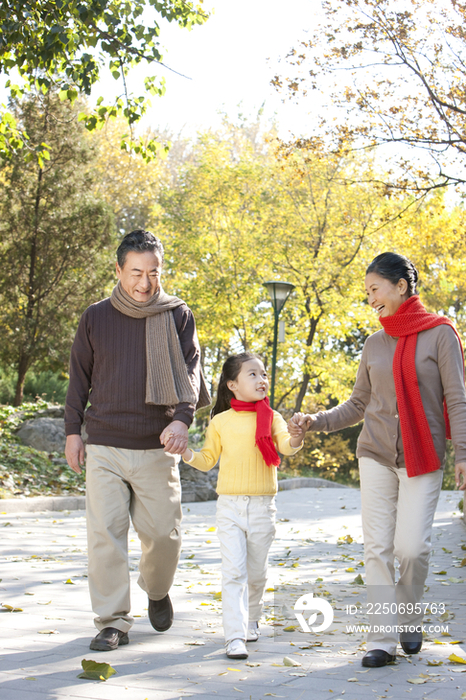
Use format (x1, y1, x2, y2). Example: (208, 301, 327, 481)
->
(264, 280, 295, 314)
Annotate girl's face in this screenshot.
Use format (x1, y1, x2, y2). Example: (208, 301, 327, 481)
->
(227, 358, 269, 403)
(365, 272, 409, 318)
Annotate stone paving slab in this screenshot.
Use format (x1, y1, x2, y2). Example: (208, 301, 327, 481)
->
(1, 487, 466, 700)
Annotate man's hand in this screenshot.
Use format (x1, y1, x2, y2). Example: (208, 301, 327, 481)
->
(65, 434, 85, 474)
(160, 420, 189, 455)
(455, 461, 466, 491)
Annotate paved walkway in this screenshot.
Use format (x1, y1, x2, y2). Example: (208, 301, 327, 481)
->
(1, 487, 466, 700)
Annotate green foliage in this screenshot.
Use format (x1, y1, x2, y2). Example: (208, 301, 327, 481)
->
(282, 430, 359, 485)
(93, 117, 171, 234)
(0, 401, 84, 498)
(0, 0, 209, 160)
(0, 89, 115, 404)
(0, 368, 69, 405)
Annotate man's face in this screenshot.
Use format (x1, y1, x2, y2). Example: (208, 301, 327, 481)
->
(116, 250, 163, 302)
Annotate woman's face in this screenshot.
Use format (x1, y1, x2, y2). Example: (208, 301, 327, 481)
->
(365, 272, 409, 317)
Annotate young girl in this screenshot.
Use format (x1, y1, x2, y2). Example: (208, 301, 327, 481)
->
(179, 353, 305, 659)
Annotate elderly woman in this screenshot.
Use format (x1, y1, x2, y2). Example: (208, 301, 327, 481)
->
(290, 252, 466, 667)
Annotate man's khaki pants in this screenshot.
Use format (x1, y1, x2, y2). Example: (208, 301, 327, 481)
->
(359, 457, 443, 655)
(85, 445, 182, 633)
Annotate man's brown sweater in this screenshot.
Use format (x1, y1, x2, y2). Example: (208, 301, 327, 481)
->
(64, 298, 201, 450)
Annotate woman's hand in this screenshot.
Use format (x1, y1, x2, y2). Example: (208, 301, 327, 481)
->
(455, 461, 466, 490)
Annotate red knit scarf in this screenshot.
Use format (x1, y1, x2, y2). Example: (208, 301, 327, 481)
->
(379, 295, 464, 477)
(230, 397, 280, 467)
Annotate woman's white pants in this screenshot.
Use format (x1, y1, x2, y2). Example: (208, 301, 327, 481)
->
(359, 457, 443, 654)
(216, 494, 276, 643)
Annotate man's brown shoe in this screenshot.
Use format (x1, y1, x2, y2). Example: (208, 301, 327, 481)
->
(148, 594, 173, 631)
(89, 627, 129, 651)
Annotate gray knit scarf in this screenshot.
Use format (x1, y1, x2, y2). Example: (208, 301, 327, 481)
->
(110, 281, 210, 409)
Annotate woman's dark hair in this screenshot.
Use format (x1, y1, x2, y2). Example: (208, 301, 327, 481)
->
(116, 229, 164, 268)
(366, 252, 418, 296)
(211, 352, 261, 417)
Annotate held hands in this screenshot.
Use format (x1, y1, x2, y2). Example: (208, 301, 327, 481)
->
(160, 420, 189, 455)
(287, 412, 316, 447)
(455, 461, 466, 491)
(287, 412, 316, 438)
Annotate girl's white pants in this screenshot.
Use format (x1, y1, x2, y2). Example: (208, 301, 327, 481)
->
(359, 457, 443, 654)
(216, 494, 276, 643)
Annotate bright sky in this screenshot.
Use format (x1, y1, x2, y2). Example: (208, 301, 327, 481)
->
(96, 0, 323, 138)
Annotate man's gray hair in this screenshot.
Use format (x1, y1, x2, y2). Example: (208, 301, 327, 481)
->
(116, 229, 164, 268)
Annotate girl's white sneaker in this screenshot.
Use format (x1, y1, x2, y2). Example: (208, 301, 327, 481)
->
(226, 638, 248, 659)
(247, 622, 260, 642)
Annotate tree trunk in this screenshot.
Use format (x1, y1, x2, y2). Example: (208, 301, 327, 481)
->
(293, 309, 322, 412)
(294, 372, 310, 413)
(14, 357, 29, 406)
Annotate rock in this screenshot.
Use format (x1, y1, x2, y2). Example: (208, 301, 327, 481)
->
(16, 417, 67, 453)
(179, 461, 218, 502)
(34, 407, 65, 419)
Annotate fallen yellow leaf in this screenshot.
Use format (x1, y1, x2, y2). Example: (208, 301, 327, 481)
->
(38, 630, 59, 635)
(449, 653, 466, 665)
(77, 659, 117, 681)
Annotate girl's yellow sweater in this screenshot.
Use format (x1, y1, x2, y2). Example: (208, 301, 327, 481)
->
(185, 408, 302, 495)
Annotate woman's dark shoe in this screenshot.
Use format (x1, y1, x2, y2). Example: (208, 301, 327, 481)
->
(89, 627, 129, 651)
(362, 649, 396, 667)
(400, 629, 423, 654)
(148, 593, 173, 631)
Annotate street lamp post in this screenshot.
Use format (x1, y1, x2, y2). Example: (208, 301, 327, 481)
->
(263, 280, 295, 409)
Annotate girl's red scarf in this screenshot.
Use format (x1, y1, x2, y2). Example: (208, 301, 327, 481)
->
(379, 295, 464, 477)
(230, 396, 280, 467)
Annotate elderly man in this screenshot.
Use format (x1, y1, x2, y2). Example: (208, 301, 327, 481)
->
(65, 229, 209, 651)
